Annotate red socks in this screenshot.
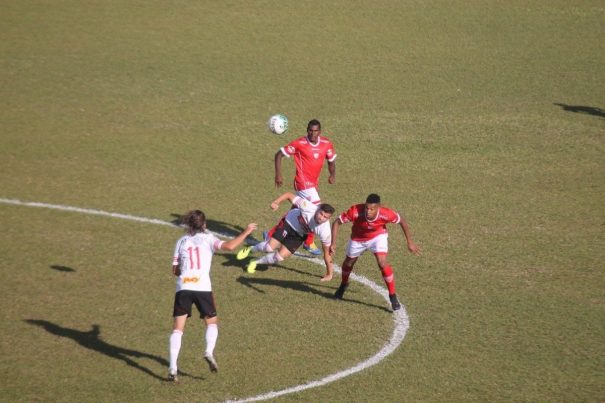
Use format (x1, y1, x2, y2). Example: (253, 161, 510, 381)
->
(381, 265, 396, 295)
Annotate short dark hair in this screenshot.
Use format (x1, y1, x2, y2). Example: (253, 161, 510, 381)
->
(366, 194, 381, 204)
(318, 203, 335, 215)
(307, 119, 321, 130)
(182, 209, 206, 234)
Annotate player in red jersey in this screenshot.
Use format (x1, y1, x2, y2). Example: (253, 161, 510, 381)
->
(329, 194, 421, 311)
(271, 119, 337, 255)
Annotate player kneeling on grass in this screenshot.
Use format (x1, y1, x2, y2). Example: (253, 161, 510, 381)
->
(236, 192, 335, 281)
(329, 194, 421, 312)
(168, 210, 256, 381)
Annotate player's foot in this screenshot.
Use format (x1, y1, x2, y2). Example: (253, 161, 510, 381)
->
(246, 260, 257, 274)
(237, 246, 252, 260)
(204, 353, 218, 373)
(303, 242, 322, 256)
(168, 369, 179, 382)
(334, 283, 348, 299)
(389, 294, 401, 311)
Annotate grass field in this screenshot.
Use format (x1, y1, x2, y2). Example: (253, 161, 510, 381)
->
(1, 1, 604, 402)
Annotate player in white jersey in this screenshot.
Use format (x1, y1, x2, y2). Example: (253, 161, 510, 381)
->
(168, 210, 256, 381)
(236, 192, 336, 281)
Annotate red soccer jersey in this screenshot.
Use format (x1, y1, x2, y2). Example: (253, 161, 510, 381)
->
(339, 204, 401, 242)
(280, 135, 336, 191)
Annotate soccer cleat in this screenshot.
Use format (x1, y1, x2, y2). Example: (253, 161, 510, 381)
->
(168, 369, 179, 382)
(236, 246, 252, 260)
(303, 242, 322, 256)
(204, 354, 218, 373)
(389, 294, 401, 311)
(246, 260, 257, 274)
(334, 283, 348, 299)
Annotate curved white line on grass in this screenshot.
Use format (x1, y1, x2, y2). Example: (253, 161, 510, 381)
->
(0, 198, 409, 402)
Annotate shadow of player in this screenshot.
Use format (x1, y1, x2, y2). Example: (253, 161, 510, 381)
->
(25, 320, 200, 381)
(236, 276, 391, 313)
(554, 103, 605, 118)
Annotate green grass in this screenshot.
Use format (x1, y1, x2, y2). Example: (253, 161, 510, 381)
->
(1, 1, 604, 401)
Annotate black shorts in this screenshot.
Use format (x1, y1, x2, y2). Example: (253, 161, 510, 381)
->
(173, 290, 217, 319)
(272, 218, 306, 254)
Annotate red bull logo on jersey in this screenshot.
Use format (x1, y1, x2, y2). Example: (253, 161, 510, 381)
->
(183, 277, 200, 284)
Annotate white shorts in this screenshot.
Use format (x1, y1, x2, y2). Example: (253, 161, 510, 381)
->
(346, 233, 389, 258)
(296, 187, 321, 204)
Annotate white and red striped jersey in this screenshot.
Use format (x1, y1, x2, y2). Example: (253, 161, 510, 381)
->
(339, 204, 401, 242)
(284, 196, 332, 245)
(172, 232, 224, 292)
(280, 135, 336, 191)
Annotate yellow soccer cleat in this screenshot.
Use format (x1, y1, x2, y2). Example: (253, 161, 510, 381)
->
(237, 246, 252, 260)
(246, 260, 257, 274)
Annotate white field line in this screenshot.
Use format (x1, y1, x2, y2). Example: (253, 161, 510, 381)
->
(0, 197, 409, 402)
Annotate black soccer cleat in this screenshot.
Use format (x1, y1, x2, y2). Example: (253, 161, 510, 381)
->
(334, 283, 348, 300)
(389, 294, 401, 311)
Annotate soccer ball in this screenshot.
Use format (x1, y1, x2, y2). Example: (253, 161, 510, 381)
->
(268, 114, 288, 135)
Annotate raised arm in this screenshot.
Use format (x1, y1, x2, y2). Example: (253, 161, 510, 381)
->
(274, 150, 285, 188)
(220, 223, 258, 251)
(270, 192, 297, 211)
(399, 218, 421, 255)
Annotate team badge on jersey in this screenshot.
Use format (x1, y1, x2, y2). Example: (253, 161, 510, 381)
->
(313, 152, 319, 159)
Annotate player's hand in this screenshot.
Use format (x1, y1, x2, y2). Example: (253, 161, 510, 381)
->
(172, 266, 181, 276)
(270, 201, 279, 211)
(328, 174, 336, 184)
(408, 242, 421, 256)
(329, 244, 336, 256)
(275, 175, 283, 187)
(246, 223, 258, 233)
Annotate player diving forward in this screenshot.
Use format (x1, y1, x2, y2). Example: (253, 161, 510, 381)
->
(237, 192, 336, 281)
(329, 194, 421, 311)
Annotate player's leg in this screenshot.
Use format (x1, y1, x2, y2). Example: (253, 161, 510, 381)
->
(238, 218, 285, 260)
(334, 255, 358, 299)
(168, 291, 192, 381)
(248, 229, 300, 273)
(197, 292, 219, 373)
(335, 239, 365, 299)
(297, 187, 322, 255)
(374, 253, 400, 311)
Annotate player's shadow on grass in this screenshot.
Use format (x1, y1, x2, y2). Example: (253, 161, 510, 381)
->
(554, 103, 605, 118)
(24, 320, 201, 381)
(236, 275, 390, 313)
(50, 265, 76, 272)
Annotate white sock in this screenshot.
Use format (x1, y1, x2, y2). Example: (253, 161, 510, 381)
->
(253, 241, 273, 253)
(169, 330, 183, 372)
(256, 252, 284, 265)
(205, 323, 218, 356)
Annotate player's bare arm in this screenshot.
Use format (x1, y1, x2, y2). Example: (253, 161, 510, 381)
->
(172, 264, 180, 276)
(221, 223, 258, 251)
(399, 220, 421, 255)
(270, 192, 297, 210)
(274, 150, 284, 187)
(329, 218, 343, 256)
(327, 159, 336, 184)
(321, 243, 334, 282)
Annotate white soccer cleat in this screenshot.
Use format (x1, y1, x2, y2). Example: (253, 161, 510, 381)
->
(204, 354, 218, 373)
